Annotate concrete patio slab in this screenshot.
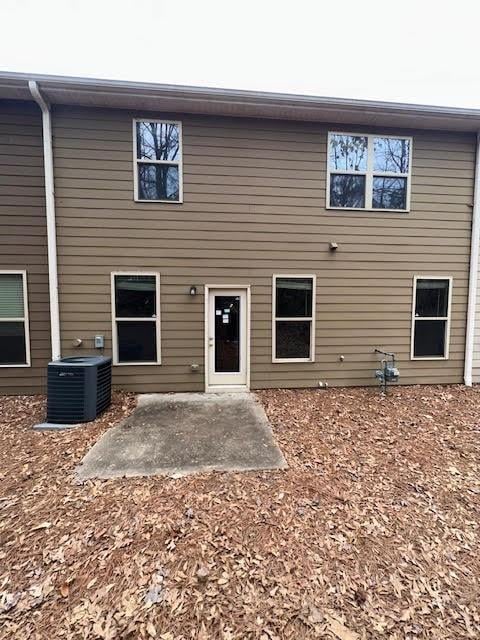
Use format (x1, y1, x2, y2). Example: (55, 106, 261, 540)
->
(76, 392, 287, 480)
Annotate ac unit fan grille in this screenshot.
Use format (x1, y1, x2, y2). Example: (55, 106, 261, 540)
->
(47, 367, 86, 423)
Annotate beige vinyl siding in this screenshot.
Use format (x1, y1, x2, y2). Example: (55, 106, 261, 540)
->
(0, 100, 50, 394)
(52, 106, 475, 391)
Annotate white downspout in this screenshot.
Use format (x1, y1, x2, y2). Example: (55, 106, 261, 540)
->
(464, 132, 480, 386)
(28, 80, 61, 361)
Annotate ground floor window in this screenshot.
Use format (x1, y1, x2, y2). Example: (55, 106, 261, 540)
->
(272, 275, 315, 362)
(0, 271, 30, 367)
(411, 276, 452, 359)
(111, 273, 161, 365)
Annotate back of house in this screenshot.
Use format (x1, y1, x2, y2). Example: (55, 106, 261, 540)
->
(1, 73, 479, 395)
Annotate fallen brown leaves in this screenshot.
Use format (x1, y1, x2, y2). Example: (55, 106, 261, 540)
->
(0, 385, 479, 639)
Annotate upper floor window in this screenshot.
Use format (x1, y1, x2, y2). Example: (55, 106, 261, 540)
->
(133, 120, 183, 202)
(327, 132, 412, 211)
(0, 271, 30, 367)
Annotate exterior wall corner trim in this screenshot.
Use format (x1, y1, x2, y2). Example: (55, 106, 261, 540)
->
(464, 132, 480, 386)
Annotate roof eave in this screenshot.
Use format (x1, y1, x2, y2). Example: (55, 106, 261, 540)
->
(0, 71, 479, 132)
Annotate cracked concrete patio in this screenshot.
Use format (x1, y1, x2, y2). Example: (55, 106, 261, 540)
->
(76, 392, 287, 480)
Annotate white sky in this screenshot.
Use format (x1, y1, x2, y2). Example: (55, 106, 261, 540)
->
(1, 0, 480, 108)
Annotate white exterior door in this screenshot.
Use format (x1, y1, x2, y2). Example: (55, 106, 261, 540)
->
(206, 288, 248, 391)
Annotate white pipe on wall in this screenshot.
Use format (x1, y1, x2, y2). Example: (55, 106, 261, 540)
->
(464, 132, 480, 386)
(28, 80, 61, 361)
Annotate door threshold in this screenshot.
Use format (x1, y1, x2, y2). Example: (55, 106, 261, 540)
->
(205, 385, 249, 393)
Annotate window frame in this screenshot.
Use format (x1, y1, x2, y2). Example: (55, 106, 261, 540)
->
(410, 275, 452, 361)
(326, 131, 413, 212)
(111, 271, 161, 366)
(272, 274, 316, 363)
(0, 270, 31, 368)
(133, 118, 183, 204)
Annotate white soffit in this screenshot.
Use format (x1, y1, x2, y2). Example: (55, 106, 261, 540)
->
(1, 71, 480, 132)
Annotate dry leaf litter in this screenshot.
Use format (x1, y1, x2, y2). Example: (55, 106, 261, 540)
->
(0, 385, 479, 639)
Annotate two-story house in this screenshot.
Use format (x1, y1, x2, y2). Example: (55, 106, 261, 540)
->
(1, 72, 479, 395)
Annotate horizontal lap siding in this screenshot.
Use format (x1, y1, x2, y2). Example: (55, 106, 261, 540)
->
(53, 105, 475, 391)
(0, 100, 50, 394)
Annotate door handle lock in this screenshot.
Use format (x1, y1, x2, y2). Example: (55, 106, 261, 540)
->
(208, 337, 214, 347)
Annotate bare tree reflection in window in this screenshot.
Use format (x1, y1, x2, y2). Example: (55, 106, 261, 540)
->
(330, 174, 366, 208)
(329, 134, 368, 172)
(374, 138, 410, 173)
(137, 122, 179, 161)
(372, 177, 407, 209)
(138, 165, 179, 200)
(136, 121, 181, 200)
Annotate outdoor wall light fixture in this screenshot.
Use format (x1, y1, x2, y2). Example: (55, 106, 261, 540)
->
(189, 286, 197, 296)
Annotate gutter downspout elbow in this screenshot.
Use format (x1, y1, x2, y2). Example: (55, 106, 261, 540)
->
(28, 80, 61, 361)
(464, 132, 480, 386)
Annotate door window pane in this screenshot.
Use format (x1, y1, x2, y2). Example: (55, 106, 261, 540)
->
(136, 122, 180, 161)
(276, 278, 312, 317)
(374, 137, 410, 173)
(413, 320, 446, 357)
(115, 275, 156, 318)
(117, 321, 157, 363)
(372, 177, 407, 210)
(329, 134, 368, 171)
(138, 164, 179, 201)
(415, 279, 449, 317)
(275, 321, 311, 359)
(215, 295, 240, 372)
(330, 174, 366, 208)
(0, 321, 27, 365)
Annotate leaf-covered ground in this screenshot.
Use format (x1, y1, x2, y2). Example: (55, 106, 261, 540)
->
(1, 385, 479, 639)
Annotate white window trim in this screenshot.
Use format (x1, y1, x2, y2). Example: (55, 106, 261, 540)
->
(410, 275, 453, 361)
(272, 274, 316, 363)
(133, 118, 183, 203)
(111, 272, 161, 366)
(0, 270, 31, 368)
(326, 131, 413, 213)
